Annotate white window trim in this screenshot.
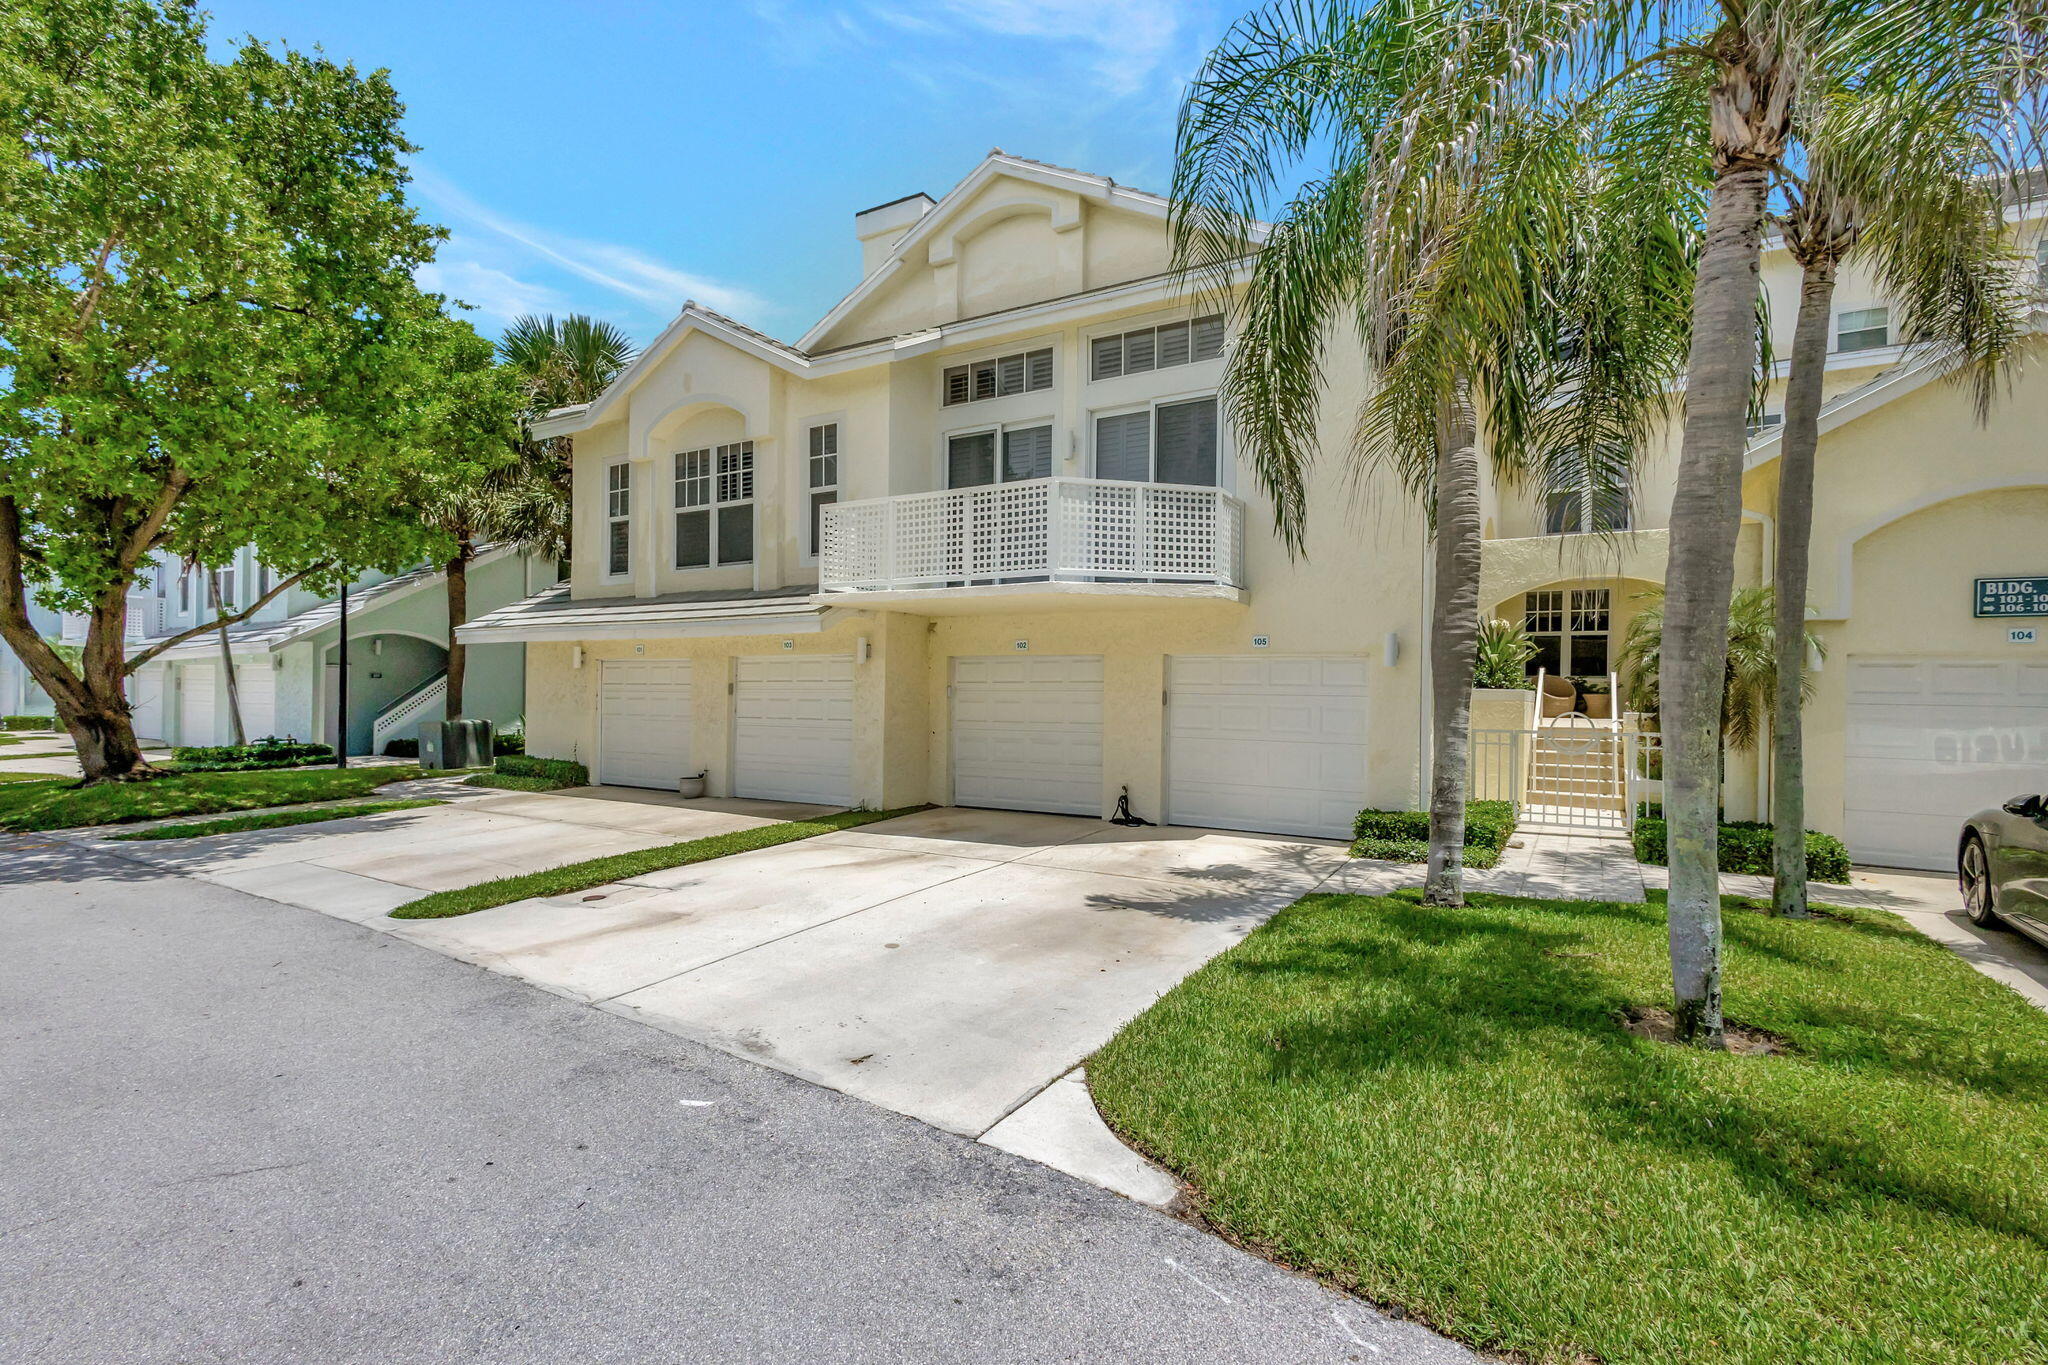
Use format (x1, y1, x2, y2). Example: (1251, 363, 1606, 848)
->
(939, 341, 1059, 409)
(1541, 475, 1632, 535)
(800, 414, 846, 566)
(1834, 303, 1891, 354)
(1084, 310, 1227, 383)
(1086, 388, 1233, 492)
(936, 416, 1058, 489)
(670, 440, 757, 572)
(602, 459, 633, 583)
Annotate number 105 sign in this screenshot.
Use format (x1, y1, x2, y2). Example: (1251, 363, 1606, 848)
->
(1975, 576, 2048, 618)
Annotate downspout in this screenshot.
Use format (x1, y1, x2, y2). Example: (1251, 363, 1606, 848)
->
(1417, 537, 1433, 808)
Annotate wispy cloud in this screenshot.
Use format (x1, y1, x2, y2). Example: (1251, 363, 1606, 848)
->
(910, 0, 1189, 97)
(411, 167, 772, 324)
(415, 257, 568, 329)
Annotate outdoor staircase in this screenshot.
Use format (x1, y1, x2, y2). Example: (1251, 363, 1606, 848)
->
(371, 672, 447, 754)
(1522, 720, 1628, 832)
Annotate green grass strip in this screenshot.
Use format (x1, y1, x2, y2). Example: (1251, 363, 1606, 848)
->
(0, 764, 425, 832)
(463, 772, 580, 792)
(109, 799, 445, 841)
(1092, 887, 2048, 1365)
(0, 770, 64, 786)
(390, 805, 926, 920)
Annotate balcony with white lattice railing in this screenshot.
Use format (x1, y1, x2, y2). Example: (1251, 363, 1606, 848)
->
(817, 477, 1248, 612)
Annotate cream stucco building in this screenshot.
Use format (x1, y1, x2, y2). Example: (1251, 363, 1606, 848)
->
(463, 152, 2048, 871)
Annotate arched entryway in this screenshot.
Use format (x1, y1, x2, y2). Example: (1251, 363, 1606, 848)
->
(320, 633, 447, 756)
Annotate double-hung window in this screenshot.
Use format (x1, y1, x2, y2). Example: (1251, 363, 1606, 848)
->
(605, 463, 632, 578)
(178, 568, 191, 613)
(808, 424, 839, 559)
(216, 561, 237, 610)
(1091, 395, 1219, 485)
(674, 441, 755, 568)
(1542, 471, 1631, 534)
(1836, 306, 1890, 352)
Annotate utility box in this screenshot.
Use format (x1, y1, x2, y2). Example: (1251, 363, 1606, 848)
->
(419, 718, 495, 770)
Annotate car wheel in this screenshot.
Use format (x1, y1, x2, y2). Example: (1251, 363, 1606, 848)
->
(1961, 834, 2000, 928)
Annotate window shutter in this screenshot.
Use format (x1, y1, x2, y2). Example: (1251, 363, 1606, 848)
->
(1154, 397, 1218, 485)
(1002, 425, 1053, 482)
(944, 366, 971, 405)
(973, 361, 998, 400)
(1026, 348, 1054, 390)
(998, 353, 1026, 395)
(1091, 334, 1123, 380)
(1123, 328, 1156, 374)
(1155, 321, 1190, 368)
(675, 509, 711, 568)
(1192, 314, 1225, 361)
(717, 504, 754, 565)
(608, 520, 631, 577)
(948, 431, 996, 488)
(1094, 411, 1150, 481)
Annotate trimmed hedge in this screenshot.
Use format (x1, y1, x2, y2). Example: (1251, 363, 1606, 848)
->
(171, 737, 333, 772)
(1351, 800, 1518, 870)
(494, 753, 588, 787)
(382, 737, 419, 758)
(2, 715, 55, 731)
(1632, 817, 1852, 884)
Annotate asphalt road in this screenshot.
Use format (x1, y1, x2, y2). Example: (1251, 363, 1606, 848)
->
(0, 835, 1471, 1365)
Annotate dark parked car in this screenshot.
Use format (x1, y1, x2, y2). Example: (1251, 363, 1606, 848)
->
(1960, 794, 2048, 945)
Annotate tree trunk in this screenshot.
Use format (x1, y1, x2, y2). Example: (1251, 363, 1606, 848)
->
(1423, 396, 1483, 907)
(445, 543, 471, 719)
(1769, 253, 1836, 917)
(1664, 160, 1775, 1048)
(209, 570, 247, 747)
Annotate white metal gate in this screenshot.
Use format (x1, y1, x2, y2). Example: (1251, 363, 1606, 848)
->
(1469, 725, 1663, 832)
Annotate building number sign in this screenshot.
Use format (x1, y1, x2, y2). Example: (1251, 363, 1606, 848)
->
(1974, 576, 2048, 619)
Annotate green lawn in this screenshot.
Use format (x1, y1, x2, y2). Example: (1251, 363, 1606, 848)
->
(0, 770, 63, 785)
(108, 798, 444, 841)
(463, 772, 579, 792)
(0, 765, 425, 831)
(1090, 889, 2048, 1365)
(390, 805, 926, 919)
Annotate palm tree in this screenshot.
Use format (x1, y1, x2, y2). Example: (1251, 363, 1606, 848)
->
(1171, 0, 1692, 906)
(1763, 70, 2033, 916)
(1620, 586, 1819, 758)
(498, 314, 637, 563)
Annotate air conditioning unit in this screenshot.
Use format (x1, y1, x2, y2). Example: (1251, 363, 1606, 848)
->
(419, 718, 495, 770)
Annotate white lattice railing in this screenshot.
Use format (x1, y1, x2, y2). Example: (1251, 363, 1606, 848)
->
(372, 672, 447, 753)
(820, 477, 1245, 593)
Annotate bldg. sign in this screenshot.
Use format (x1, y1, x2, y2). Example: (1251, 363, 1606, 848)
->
(1974, 576, 2048, 618)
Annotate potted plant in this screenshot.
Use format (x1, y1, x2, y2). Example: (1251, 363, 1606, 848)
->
(677, 770, 708, 799)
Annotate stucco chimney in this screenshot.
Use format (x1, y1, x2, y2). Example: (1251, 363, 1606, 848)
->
(854, 192, 935, 278)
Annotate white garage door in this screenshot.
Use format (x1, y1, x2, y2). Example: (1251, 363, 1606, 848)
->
(734, 655, 854, 805)
(128, 665, 167, 744)
(234, 658, 277, 740)
(599, 659, 693, 790)
(178, 662, 217, 747)
(1846, 656, 2048, 870)
(951, 655, 1103, 817)
(1167, 655, 1369, 838)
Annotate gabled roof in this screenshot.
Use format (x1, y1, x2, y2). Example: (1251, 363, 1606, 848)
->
(138, 548, 517, 660)
(795, 150, 1184, 353)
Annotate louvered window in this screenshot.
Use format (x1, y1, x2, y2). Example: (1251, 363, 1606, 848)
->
(946, 431, 997, 488)
(605, 463, 632, 577)
(1001, 425, 1053, 482)
(1093, 411, 1150, 481)
(1090, 315, 1225, 380)
(941, 347, 1053, 406)
(673, 442, 754, 568)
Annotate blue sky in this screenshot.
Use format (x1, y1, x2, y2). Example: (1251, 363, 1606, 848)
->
(200, 0, 1240, 347)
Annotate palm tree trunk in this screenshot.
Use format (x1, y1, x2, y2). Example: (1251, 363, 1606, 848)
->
(1664, 160, 1775, 1048)
(444, 543, 470, 719)
(1769, 253, 1836, 917)
(1423, 396, 1483, 907)
(209, 570, 246, 747)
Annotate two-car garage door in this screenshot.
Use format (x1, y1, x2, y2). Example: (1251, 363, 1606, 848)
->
(1846, 656, 2048, 870)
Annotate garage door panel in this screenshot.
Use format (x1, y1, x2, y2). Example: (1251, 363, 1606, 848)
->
(1167, 655, 1368, 839)
(951, 655, 1103, 817)
(1846, 655, 2048, 870)
(600, 660, 692, 790)
(179, 663, 217, 748)
(735, 656, 854, 805)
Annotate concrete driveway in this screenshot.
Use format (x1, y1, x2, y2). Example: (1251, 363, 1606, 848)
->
(98, 798, 1358, 1139)
(388, 806, 1355, 1136)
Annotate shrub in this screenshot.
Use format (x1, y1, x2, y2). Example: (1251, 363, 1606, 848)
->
(1352, 800, 1517, 869)
(1, 714, 55, 731)
(1473, 619, 1537, 689)
(1632, 818, 1851, 884)
(494, 753, 587, 787)
(171, 737, 334, 771)
(494, 727, 526, 755)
